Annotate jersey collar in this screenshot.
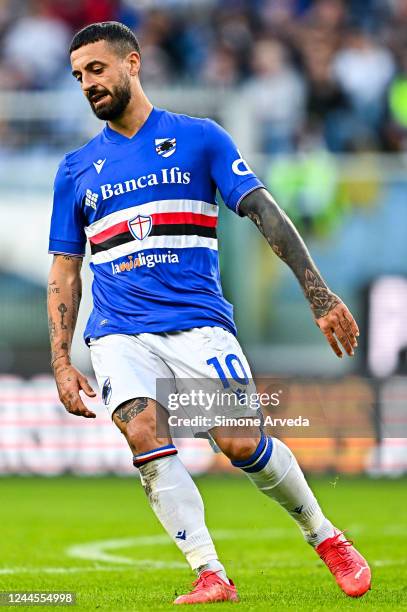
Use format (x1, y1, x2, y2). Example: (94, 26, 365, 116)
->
(103, 106, 162, 144)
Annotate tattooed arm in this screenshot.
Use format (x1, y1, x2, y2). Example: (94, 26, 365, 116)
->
(239, 188, 359, 358)
(47, 255, 96, 417)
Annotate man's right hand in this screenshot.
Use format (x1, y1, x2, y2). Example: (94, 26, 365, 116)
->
(53, 362, 97, 418)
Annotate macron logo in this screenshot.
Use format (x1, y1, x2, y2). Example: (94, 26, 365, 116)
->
(93, 158, 106, 174)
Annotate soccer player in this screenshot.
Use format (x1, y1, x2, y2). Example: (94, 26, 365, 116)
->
(48, 22, 371, 605)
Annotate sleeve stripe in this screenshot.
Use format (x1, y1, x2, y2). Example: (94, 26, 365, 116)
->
(49, 251, 85, 257)
(236, 184, 264, 215)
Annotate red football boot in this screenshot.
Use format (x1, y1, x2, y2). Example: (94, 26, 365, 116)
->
(316, 531, 371, 597)
(173, 570, 239, 605)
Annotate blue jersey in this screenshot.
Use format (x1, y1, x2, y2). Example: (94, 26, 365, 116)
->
(49, 107, 263, 343)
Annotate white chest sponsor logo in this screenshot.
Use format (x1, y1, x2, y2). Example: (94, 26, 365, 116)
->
(93, 158, 106, 174)
(100, 167, 191, 200)
(155, 138, 176, 157)
(111, 251, 180, 274)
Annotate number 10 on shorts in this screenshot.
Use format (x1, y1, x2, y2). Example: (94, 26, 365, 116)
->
(206, 354, 249, 388)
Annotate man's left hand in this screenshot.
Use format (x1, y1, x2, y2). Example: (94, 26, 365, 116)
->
(315, 300, 359, 358)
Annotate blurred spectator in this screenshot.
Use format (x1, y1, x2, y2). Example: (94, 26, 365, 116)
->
(2, 0, 70, 89)
(266, 128, 341, 236)
(386, 54, 407, 150)
(293, 0, 346, 56)
(242, 39, 306, 153)
(389, 76, 407, 130)
(305, 44, 347, 120)
(0, 0, 404, 153)
(380, 0, 407, 65)
(49, 0, 119, 31)
(332, 30, 395, 128)
(303, 0, 346, 30)
(305, 48, 350, 152)
(0, 0, 15, 38)
(139, 44, 172, 85)
(138, 9, 204, 80)
(215, 8, 253, 58)
(203, 44, 240, 86)
(258, 0, 297, 31)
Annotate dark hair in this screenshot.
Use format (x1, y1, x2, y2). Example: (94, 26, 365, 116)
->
(69, 21, 140, 57)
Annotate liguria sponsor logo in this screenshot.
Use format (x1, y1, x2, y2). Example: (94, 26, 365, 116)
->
(100, 167, 191, 200)
(111, 251, 179, 274)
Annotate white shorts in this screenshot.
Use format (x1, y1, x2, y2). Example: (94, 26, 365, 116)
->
(89, 326, 258, 437)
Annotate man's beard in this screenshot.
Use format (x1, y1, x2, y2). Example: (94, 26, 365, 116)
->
(88, 77, 131, 121)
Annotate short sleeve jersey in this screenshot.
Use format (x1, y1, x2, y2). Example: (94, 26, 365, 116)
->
(49, 107, 263, 342)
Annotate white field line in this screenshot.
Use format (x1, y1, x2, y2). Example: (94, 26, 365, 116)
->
(1, 526, 405, 576)
(66, 528, 294, 566)
(65, 526, 369, 567)
(0, 566, 140, 575)
(0, 559, 404, 576)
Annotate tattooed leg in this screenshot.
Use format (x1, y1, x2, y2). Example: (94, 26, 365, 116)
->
(115, 397, 149, 424)
(113, 397, 223, 576)
(112, 397, 171, 455)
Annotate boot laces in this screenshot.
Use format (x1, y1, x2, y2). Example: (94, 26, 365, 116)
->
(321, 531, 355, 577)
(192, 570, 222, 592)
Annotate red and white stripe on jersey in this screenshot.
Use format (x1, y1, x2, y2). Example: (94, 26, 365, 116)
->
(85, 199, 219, 265)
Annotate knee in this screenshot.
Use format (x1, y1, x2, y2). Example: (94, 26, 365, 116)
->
(113, 397, 169, 454)
(218, 436, 260, 463)
(126, 418, 162, 455)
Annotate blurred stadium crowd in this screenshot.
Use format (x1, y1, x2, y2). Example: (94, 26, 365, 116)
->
(1, 2, 406, 475)
(0, 0, 406, 153)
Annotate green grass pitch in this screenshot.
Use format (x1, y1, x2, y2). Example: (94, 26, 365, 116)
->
(1, 475, 406, 610)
